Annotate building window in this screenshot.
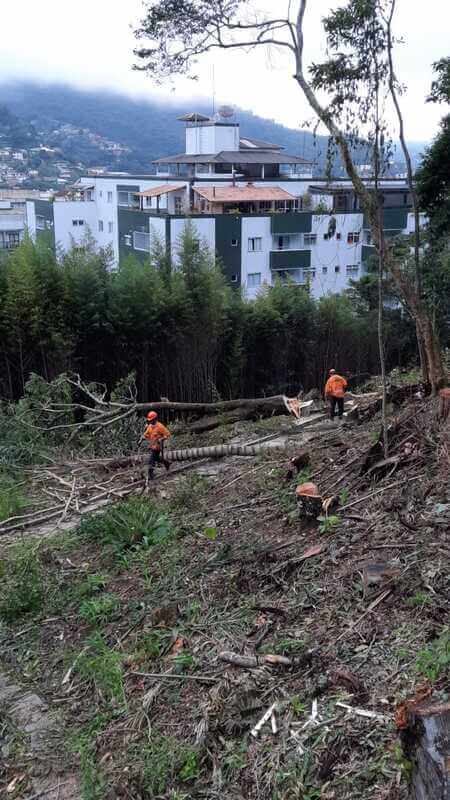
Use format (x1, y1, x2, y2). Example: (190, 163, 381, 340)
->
(98, 220, 104, 232)
(302, 269, 316, 281)
(99, 190, 103, 198)
(107, 191, 113, 202)
(231, 239, 238, 247)
(174, 197, 183, 214)
(323, 233, 329, 240)
(247, 272, 262, 288)
(346, 265, 359, 275)
(335, 265, 340, 273)
(231, 274, 238, 283)
(108, 222, 113, 233)
(36, 215, 46, 230)
(347, 232, 360, 244)
(304, 233, 317, 245)
(72, 219, 84, 226)
(133, 230, 150, 251)
(277, 235, 291, 250)
(0, 231, 20, 249)
(248, 237, 262, 252)
(364, 231, 372, 244)
(117, 191, 129, 206)
(322, 266, 328, 275)
(336, 232, 341, 240)
(124, 234, 132, 246)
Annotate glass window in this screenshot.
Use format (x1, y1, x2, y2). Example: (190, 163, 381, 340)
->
(247, 272, 262, 288)
(107, 191, 113, 202)
(117, 191, 129, 206)
(304, 234, 317, 245)
(72, 220, 78, 226)
(36, 215, 45, 230)
(346, 265, 359, 275)
(335, 265, 340, 273)
(108, 222, 113, 233)
(133, 231, 150, 251)
(248, 237, 262, 252)
(347, 232, 360, 244)
(336, 232, 341, 240)
(231, 239, 238, 247)
(98, 220, 104, 232)
(231, 274, 238, 282)
(277, 235, 290, 250)
(322, 266, 328, 274)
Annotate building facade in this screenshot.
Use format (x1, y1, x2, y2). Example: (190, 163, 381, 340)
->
(21, 111, 416, 299)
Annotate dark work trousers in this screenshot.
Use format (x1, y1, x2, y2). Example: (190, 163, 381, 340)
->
(329, 396, 344, 419)
(147, 448, 170, 479)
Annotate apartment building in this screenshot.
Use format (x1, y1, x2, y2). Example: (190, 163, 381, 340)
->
(25, 111, 416, 298)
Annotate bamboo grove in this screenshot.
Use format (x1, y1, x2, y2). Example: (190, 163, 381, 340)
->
(0, 225, 424, 404)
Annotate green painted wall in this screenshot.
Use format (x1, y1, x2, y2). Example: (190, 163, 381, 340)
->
(118, 208, 150, 262)
(364, 207, 408, 231)
(215, 215, 242, 286)
(270, 249, 311, 270)
(271, 212, 312, 235)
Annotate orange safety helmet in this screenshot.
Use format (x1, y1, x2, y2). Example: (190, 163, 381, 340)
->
(146, 411, 158, 422)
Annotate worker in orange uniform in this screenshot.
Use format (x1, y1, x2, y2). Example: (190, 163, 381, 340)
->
(142, 411, 171, 481)
(324, 368, 348, 421)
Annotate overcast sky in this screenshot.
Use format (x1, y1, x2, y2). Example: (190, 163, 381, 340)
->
(1, 0, 448, 141)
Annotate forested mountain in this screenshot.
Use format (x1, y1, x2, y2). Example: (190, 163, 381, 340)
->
(0, 81, 426, 175)
(0, 104, 38, 149)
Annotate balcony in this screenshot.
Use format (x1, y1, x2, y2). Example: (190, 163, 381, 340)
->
(270, 250, 311, 271)
(270, 212, 312, 235)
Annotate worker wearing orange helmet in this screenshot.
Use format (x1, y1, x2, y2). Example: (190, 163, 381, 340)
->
(324, 368, 348, 421)
(141, 411, 171, 481)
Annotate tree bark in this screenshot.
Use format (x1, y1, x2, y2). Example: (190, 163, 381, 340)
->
(401, 701, 450, 800)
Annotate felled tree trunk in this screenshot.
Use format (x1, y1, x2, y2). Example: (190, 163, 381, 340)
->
(401, 701, 450, 800)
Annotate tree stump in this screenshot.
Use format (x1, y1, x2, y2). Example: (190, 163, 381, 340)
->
(402, 701, 450, 800)
(296, 482, 323, 517)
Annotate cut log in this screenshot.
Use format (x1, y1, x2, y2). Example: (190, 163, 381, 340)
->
(401, 701, 450, 800)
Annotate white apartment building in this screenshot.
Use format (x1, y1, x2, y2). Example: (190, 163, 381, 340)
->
(25, 111, 415, 299)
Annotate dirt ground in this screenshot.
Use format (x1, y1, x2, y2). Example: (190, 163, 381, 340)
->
(0, 398, 449, 799)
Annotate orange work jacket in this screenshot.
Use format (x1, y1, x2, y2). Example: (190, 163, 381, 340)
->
(324, 374, 347, 399)
(143, 421, 171, 451)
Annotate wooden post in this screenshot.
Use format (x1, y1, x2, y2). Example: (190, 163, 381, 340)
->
(402, 701, 450, 800)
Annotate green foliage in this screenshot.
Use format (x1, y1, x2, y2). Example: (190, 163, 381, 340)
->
(318, 515, 341, 535)
(0, 472, 28, 522)
(339, 488, 349, 505)
(0, 544, 45, 622)
(76, 498, 174, 558)
(71, 715, 110, 800)
(407, 592, 433, 608)
(76, 634, 125, 705)
(140, 735, 200, 795)
(415, 627, 450, 681)
(75, 573, 109, 600)
(78, 593, 119, 626)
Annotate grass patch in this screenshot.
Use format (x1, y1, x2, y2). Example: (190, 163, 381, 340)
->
(75, 634, 125, 706)
(138, 734, 200, 796)
(415, 626, 450, 681)
(0, 544, 45, 622)
(0, 472, 28, 522)
(71, 714, 110, 800)
(318, 514, 341, 535)
(78, 593, 120, 626)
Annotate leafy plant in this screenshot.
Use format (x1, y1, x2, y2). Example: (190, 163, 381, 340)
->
(415, 627, 450, 681)
(178, 750, 199, 782)
(291, 695, 306, 717)
(0, 544, 45, 622)
(79, 593, 119, 625)
(317, 514, 341, 535)
(76, 498, 174, 557)
(76, 634, 125, 705)
(339, 488, 349, 505)
(407, 591, 433, 607)
(75, 573, 109, 599)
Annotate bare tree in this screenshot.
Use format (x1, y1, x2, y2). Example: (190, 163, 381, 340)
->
(134, 0, 447, 391)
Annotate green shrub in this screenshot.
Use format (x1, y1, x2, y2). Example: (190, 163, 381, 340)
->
(0, 545, 45, 622)
(75, 573, 109, 599)
(76, 498, 173, 556)
(415, 627, 450, 681)
(79, 593, 119, 625)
